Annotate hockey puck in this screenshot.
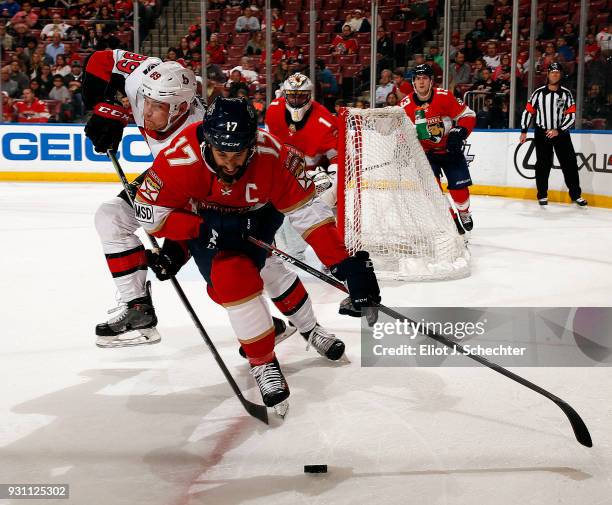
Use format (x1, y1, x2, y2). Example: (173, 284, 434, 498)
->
(304, 465, 327, 473)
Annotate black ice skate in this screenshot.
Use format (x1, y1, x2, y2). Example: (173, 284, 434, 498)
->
(573, 197, 588, 207)
(250, 357, 290, 416)
(338, 296, 361, 318)
(95, 281, 160, 348)
(239, 317, 297, 358)
(452, 213, 466, 235)
(458, 210, 474, 231)
(302, 324, 345, 361)
(538, 197, 548, 206)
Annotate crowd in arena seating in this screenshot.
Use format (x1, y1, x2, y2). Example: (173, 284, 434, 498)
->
(1, 0, 611, 129)
(0, 0, 156, 122)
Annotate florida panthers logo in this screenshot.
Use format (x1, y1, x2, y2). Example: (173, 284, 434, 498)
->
(426, 116, 453, 143)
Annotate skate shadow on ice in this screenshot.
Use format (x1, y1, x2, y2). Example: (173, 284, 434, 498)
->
(1, 367, 266, 505)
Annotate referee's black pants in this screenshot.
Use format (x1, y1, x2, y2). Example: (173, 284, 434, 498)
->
(534, 127, 582, 201)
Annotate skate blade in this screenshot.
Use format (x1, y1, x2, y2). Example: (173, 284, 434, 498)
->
(276, 324, 297, 345)
(273, 400, 290, 419)
(96, 327, 161, 348)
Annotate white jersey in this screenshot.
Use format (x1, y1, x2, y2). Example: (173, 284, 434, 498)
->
(105, 49, 205, 157)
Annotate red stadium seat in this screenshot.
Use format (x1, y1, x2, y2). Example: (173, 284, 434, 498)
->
(326, 63, 340, 73)
(393, 32, 412, 44)
(316, 33, 331, 44)
(355, 33, 371, 44)
(548, 14, 569, 26)
(295, 33, 310, 45)
(315, 44, 332, 55)
(324, 0, 342, 9)
(547, 2, 569, 14)
(344, 0, 365, 10)
(48, 7, 65, 17)
(227, 45, 245, 58)
(285, 0, 302, 10)
(284, 20, 300, 32)
(319, 9, 339, 21)
(342, 64, 362, 78)
(207, 10, 221, 22)
(406, 20, 427, 32)
(385, 20, 405, 32)
(322, 20, 337, 32)
(233, 32, 250, 45)
(220, 21, 236, 33)
(335, 54, 357, 65)
(358, 44, 371, 57)
(378, 7, 395, 20)
(359, 53, 371, 66)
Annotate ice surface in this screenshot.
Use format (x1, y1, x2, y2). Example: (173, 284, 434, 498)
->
(0, 183, 611, 505)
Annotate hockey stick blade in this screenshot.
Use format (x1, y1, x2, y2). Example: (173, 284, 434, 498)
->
(107, 151, 268, 424)
(247, 236, 592, 447)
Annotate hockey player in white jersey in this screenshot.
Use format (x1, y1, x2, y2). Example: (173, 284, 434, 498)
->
(84, 50, 345, 362)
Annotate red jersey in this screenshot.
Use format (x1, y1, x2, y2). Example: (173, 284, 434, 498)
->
(135, 123, 348, 267)
(206, 43, 225, 64)
(400, 88, 475, 153)
(14, 99, 50, 123)
(265, 98, 339, 168)
(331, 35, 358, 55)
(393, 80, 414, 98)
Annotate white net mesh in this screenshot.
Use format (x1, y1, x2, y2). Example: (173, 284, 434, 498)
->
(340, 106, 470, 281)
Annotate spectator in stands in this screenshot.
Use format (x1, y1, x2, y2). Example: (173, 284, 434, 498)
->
(316, 58, 338, 111)
(583, 83, 606, 128)
(176, 37, 192, 61)
(425, 54, 443, 83)
(14, 88, 50, 122)
(205, 59, 226, 84)
(493, 53, 513, 80)
(376, 27, 393, 68)
(392, 69, 413, 100)
(334, 98, 346, 114)
(1, 67, 19, 97)
(385, 91, 399, 106)
(0, 0, 20, 18)
(41, 13, 70, 40)
(536, 9, 553, 40)
(467, 19, 490, 42)
(272, 59, 290, 93)
(375, 69, 394, 107)
(251, 87, 266, 125)
(428, 46, 444, 69)
(498, 19, 512, 41)
(470, 66, 496, 94)
(270, 7, 285, 32)
(585, 33, 601, 63)
(80, 28, 98, 52)
(491, 13, 505, 37)
(260, 39, 285, 66)
(348, 9, 371, 33)
(189, 48, 202, 74)
(10, 1, 37, 28)
(0, 22, 14, 50)
(354, 98, 367, 109)
(49, 73, 72, 120)
(51, 54, 70, 77)
(483, 42, 500, 70)
(231, 56, 258, 84)
(226, 69, 249, 97)
(596, 23, 611, 56)
(245, 30, 265, 55)
(64, 60, 82, 85)
(2, 90, 14, 120)
(45, 33, 65, 64)
(284, 36, 304, 65)
(95, 25, 120, 50)
(28, 51, 43, 79)
(449, 51, 471, 89)
(332, 24, 358, 55)
(562, 23, 577, 49)
(235, 7, 260, 32)
(556, 37, 574, 62)
(29, 78, 46, 99)
(449, 32, 462, 61)
(165, 47, 178, 61)
(188, 16, 203, 47)
(65, 15, 85, 43)
(36, 63, 53, 96)
(206, 33, 226, 64)
(9, 60, 28, 91)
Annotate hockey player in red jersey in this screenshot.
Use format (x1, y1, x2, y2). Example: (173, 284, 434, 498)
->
(401, 64, 477, 232)
(265, 73, 339, 262)
(85, 52, 333, 358)
(134, 97, 381, 410)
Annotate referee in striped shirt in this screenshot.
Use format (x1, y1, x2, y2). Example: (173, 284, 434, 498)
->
(520, 62, 587, 206)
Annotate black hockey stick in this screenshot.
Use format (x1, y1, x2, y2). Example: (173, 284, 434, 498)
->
(247, 236, 593, 447)
(107, 151, 268, 424)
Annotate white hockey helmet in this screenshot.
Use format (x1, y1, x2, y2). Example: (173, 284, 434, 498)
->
(283, 73, 313, 123)
(139, 61, 197, 131)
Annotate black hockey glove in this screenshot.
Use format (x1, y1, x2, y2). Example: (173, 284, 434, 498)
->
(331, 251, 381, 325)
(145, 239, 189, 281)
(85, 102, 130, 153)
(199, 209, 258, 250)
(446, 126, 469, 156)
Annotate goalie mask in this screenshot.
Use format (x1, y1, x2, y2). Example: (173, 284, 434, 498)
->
(202, 97, 258, 184)
(283, 73, 313, 123)
(139, 61, 196, 132)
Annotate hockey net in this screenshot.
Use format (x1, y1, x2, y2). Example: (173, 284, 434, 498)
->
(337, 106, 470, 281)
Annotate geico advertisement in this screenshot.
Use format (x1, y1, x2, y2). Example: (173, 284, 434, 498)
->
(0, 123, 153, 173)
(465, 130, 612, 196)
